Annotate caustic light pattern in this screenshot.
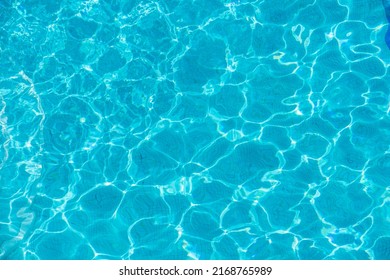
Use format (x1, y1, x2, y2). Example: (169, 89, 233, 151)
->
(0, 0, 390, 260)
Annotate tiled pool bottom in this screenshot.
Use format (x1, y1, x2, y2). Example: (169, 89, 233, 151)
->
(0, 0, 390, 260)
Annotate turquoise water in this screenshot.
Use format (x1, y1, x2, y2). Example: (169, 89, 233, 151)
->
(0, 0, 390, 260)
(385, 0, 390, 47)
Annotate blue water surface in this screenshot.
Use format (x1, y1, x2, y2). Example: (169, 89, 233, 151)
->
(385, 0, 390, 48)
(0, 0, 390, 260)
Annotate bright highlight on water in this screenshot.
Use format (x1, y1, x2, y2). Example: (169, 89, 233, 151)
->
(0, 0, 389, 260)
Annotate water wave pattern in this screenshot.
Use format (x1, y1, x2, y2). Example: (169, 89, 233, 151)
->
(385, 0, 390, 48)
(0, 0, 390, 260)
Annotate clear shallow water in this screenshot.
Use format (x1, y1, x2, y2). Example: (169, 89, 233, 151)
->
(0, 0, 390, 260)
(385, 0, 390, 47)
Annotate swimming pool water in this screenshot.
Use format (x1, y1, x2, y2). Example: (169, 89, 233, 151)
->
(0, 0, 390, 260)
(385, 0, 390, 48)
